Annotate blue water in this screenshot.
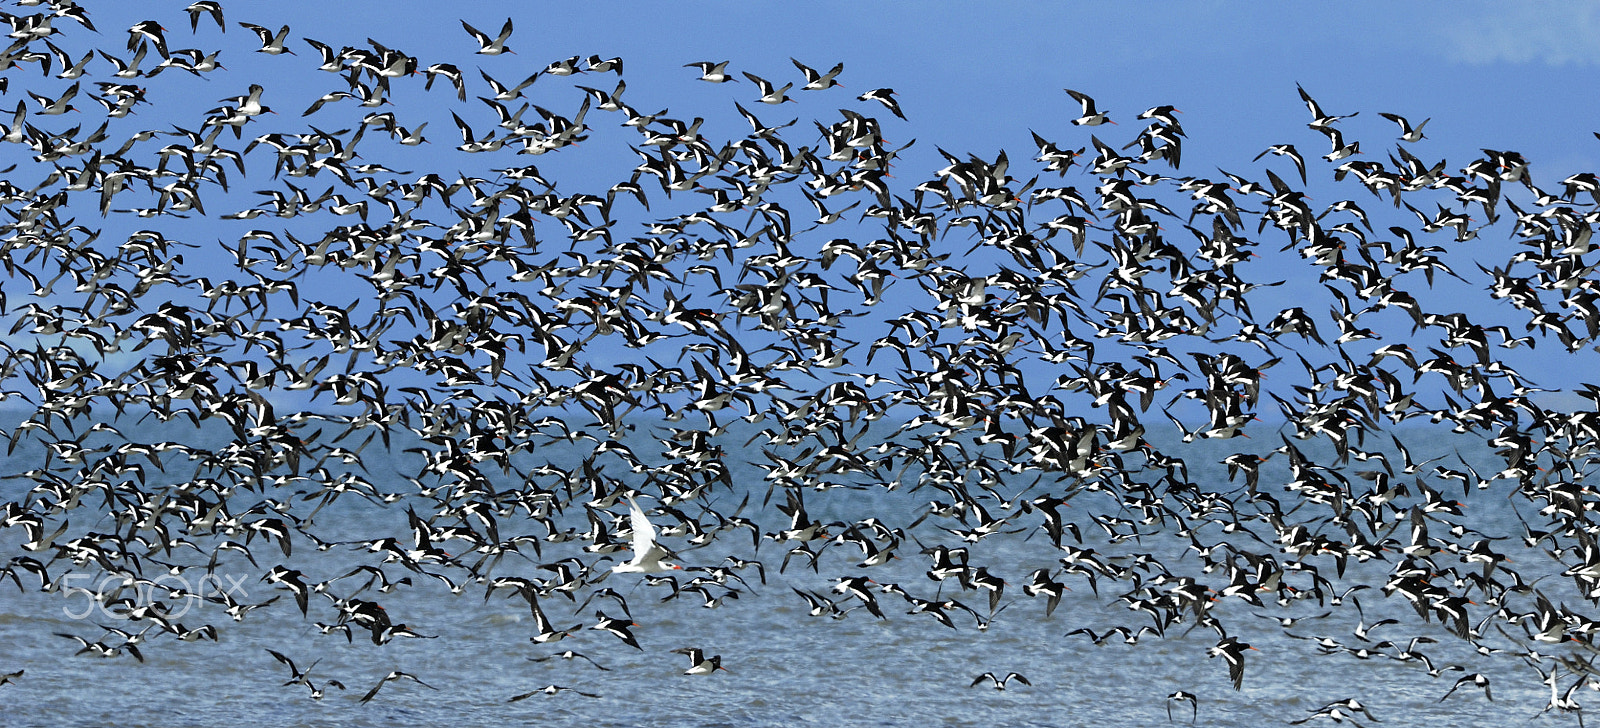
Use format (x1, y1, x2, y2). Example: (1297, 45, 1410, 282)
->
(0, 425, 1576, 727)
(0, 3, 1592, 726)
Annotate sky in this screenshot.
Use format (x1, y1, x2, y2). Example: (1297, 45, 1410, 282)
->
(7, 5, 1600, 715)
(6, 0, 1600, 414)
(57, 1, 1600, 174)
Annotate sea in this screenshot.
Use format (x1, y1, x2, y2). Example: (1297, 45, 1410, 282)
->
(0, 422, 1581, 728)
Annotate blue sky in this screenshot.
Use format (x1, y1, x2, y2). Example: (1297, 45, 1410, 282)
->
(67, 1, 1599, 173)
(9, 1, 1600, 414)
(83, 0, 1591, 232)
(4, 3, 1596, 711)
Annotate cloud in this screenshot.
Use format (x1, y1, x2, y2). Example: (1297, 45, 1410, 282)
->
(1439, 1, 1600, 65)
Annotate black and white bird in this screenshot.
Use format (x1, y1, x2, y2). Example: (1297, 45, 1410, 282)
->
(858, 88, 905, 120)
(238, 22, 294, 55)
(1167, 691, 1198, 723)
(743, 72, 794, 105)
(673, 647, 726, 675)
(969, 671, 1031, 690)
(508, 684, 600, 701)
(685, 60, 735, 83)
(1438, 673, 1492, 702)
(461, 18, 515, 55)
(1379, 112, 1429, 143)
(1207, 637, 1254, 690)
(792, 58, 843, 90)
(1065, 88, 1113, 126)
(527, 650, 610, 671)
(358, 670, 438, 704)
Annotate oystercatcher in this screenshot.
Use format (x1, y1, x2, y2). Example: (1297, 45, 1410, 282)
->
(969, 672, 1031, 690)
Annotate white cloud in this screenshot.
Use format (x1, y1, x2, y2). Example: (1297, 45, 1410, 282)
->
(1440, 1, 1600, 65)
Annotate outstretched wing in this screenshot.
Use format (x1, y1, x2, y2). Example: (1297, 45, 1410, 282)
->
(627, 496, 656, 557)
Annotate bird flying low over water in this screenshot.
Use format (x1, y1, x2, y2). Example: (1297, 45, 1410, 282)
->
(970, 671, 1031, 690)
(611, 496, 681, 574)
(358, 671, 437, 704)
(673, 647, 727, 675)
(1208, 637, 1254, 690)
(1167, 691, 1197, 723)
(509, 684, 600, 700)
(1, 6, 1599, 723)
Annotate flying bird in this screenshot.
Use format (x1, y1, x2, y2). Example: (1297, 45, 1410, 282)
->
(238, 23, 295, 55)
(611, 496, 681, 574)
(685, 60, 735, 82)
(1065, 88, 1113, 126)
(858, 88, 905, 120)
(461, 18, 515, 55)
(743, 72, 795, 104)
(358, 670, 438, 704)
(1167, 691, 1198, 723)
(792, 58, 844, 90)
(509, 685, 600, 700)
(970, 672, 1031, 690)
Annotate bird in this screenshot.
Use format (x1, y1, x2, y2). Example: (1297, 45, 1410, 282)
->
(238, 23, 294, 55)
(509, 684, 600, 701)
(969, 672, 1031, 690)
(184, 1, 225, 33)
(685, 61, 735, 82)
(1316, 126, 1360, 162)
(461, 18, 515, 55)
(792, 58, 844, 90)
(611, 496, 681, 573)
(1065, 89, 1113, 126)
(54, 632, 143, 662)
(265, 649, 344, 698)
(1207, 637, 1255, 690)
(1298, 83, 1358, 128)
(358, 670, 438, 704)
(1379, 112, 1429, 143)
(590, 611, 642, 650)
(1167, 691, 1198, 723)
(0, 10, 1596, 721)
(673, 647, 727, 675)
(527, 650, 610, 671)
(266, 649, 317, 685)
(528, 594, 582, 644)
(1253, 143, 1307, 184)
(1290, 699, 1380, 725)
(1438, 673, 1492, 702)
(743, 72, 794, 104)
(858, 88, 905, 120)
(28, 81, 79, 115)
(126, 20, 170, 58)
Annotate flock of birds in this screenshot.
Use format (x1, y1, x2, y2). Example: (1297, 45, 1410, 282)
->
(3, 1, 1600, 722)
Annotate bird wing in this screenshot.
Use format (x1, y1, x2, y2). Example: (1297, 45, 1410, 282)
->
(266, 648, 296, 674)
(358, 678, 386, 704)
(627, 496, 657, 558)
(1064, 88, 1095, 115)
